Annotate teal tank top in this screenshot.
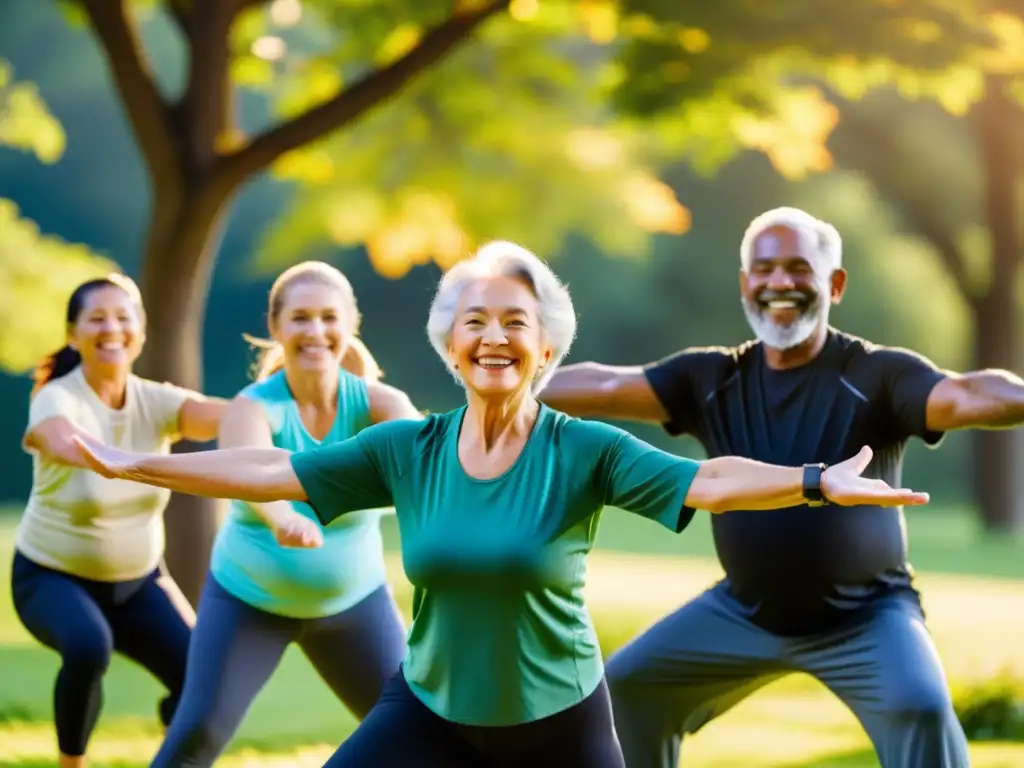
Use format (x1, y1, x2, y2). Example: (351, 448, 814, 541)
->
(210, 369, 388, 619)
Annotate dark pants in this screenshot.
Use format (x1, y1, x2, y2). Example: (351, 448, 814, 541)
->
(152, 574, 407, 767)
(323, 670, 625, 768)
(606, 583, 971, 768)
(10, 550, 192, 756)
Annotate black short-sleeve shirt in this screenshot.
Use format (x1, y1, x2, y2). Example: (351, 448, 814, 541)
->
(644, 329, 948, 635)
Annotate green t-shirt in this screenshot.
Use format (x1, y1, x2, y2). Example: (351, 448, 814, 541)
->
(290, 405, 700, 726)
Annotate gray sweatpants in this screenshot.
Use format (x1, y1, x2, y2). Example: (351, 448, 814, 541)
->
(606, 583, 970, 768)
(151, 575, 407, 768)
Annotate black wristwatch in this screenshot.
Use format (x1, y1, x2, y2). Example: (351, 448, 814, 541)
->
(802, 463, 830, 507)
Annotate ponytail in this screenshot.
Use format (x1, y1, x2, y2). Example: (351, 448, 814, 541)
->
(244, 334, 382, 383)
(341, 337, 383, 382)
(31, 345, 82, 398)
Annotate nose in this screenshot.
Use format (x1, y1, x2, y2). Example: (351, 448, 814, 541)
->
(99, 317, 122, 333)
(767, 265, 796, 291)
(481, 319, 508, 346)
(305, 317, 328, 337)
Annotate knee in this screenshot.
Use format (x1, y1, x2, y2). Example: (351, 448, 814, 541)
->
(884, 679, 956, 725)
(162, 707, 235, 760)
(61, 628, 113, 679)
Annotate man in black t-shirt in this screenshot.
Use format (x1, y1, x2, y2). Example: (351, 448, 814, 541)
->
(542, 207, 1024, 767)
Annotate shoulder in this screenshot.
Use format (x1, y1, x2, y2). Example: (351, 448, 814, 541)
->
(834, 332, 939, 375)
(546, 408, 628, 451)
(237, 370, 288, 404)
(28, 375, 83, 424)
(366, 380, 419, 423)
(645, 343, 747, 384)
(362, 409, 444, 449)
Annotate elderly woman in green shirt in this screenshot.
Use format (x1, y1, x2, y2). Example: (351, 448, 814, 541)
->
(75, 241, 928, 768)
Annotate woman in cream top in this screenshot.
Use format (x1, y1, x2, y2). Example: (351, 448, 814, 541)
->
(13, 274, 226, 768)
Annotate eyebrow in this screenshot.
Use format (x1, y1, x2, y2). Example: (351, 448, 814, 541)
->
(464, 305, 528, 315)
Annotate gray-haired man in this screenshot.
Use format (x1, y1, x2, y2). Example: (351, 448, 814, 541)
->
(541, 206, 1024, 767)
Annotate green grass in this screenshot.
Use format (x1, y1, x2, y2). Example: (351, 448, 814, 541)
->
(2, 507, 1024, 767)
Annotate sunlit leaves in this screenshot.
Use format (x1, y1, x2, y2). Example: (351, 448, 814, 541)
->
(0, 59, 113, 373)
(732, 87, 840, 179)
(0, 201, 117, 372)
(0, 61, 66, 163)
(251, 6, 692, 277)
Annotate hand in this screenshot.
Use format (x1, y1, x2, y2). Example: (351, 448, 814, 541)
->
(270, 509, 324, 549)
(820, 446, 930, 507)
(73, 434, 143, 480)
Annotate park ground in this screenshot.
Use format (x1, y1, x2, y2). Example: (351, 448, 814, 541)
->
(2, 507, 1024, 767)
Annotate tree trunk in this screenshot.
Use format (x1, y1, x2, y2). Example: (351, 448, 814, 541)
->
(972, 74, 1024, 534)
(135, 184, 233, 606)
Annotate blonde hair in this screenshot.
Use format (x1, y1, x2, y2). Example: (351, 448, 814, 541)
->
(426, 240, 576, 393)
(246, 261, 382, 382)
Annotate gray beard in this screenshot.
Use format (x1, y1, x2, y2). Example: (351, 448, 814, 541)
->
(742, 297, 829, 351)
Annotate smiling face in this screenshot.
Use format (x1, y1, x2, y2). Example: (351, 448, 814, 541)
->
(448, 275, 553, 400)
(68, 285, 144, 375)
(740, 224, 845, 350)
(271, 280, 352, 375)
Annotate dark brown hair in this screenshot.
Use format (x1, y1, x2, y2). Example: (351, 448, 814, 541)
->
(31, 274, 143, 398)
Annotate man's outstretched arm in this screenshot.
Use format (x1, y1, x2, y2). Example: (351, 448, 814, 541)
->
(927, 370, 1024, 432)
(540, 363, 670, 423)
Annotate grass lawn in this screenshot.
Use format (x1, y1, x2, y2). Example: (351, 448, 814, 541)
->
(2, 507, 1023, 767)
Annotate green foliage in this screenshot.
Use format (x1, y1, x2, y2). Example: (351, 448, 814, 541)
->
(0, 60, 115, 374)
(0, 60, 66, 163)
(954, 672, 1024, 742)
(243, 0, 691, 277)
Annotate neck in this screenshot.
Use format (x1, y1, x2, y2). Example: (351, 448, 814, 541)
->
(762, 325, 830, 370)
(81, 365, 129, 409)
(284, 365, 339, 409)
(463, 390, 539, 452)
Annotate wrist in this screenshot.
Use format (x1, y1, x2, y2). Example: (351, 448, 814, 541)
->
(803, 463, 830, 506)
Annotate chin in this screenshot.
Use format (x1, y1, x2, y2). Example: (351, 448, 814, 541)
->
(466, 376, 526, 398)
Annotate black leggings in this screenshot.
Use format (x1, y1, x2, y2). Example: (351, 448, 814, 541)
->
(10, 551, 192, 756)
(152, 574, 407, 767)
(323, 670, 625, 768)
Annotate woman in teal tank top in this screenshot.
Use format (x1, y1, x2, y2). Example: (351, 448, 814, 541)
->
(151, 262, 422, 767)
(75, 244, 930, 768)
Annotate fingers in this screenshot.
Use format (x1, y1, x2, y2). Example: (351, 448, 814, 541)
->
(851, 445, 873, 474)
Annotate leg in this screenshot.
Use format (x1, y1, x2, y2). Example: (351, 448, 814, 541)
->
(299, 585, 408, 719)
(605, 584, 789, 768)
(797, 594, 970, 768)
(105, 569, 193, 727)
(150, 576, 298, 768)
(482, 678, 625, 768)
(322, 671, 481, 768)
(10, 554, 114, 762)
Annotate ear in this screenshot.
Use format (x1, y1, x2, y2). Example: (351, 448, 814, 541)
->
(829, 268, 848, 304)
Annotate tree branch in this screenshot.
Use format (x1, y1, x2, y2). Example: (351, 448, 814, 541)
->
(181, 0, 236, 173)
(830, 94, 975, 300)
(216, 0, 511, 189)
(80, 0, 181, 189)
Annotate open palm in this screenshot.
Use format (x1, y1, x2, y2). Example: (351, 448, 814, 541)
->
(73, 434, 143, 480)
(821, 446, 929, 507)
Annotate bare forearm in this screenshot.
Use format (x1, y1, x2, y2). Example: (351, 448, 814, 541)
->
(124, 447, 303, 502)
(955, 370, 1024, 428)
(687, 456, 804, 513)
(541, 363, 665, 421)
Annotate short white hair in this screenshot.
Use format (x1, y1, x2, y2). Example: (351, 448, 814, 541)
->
(426, 241, 577, 393)
(740, 207, 842, 273)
